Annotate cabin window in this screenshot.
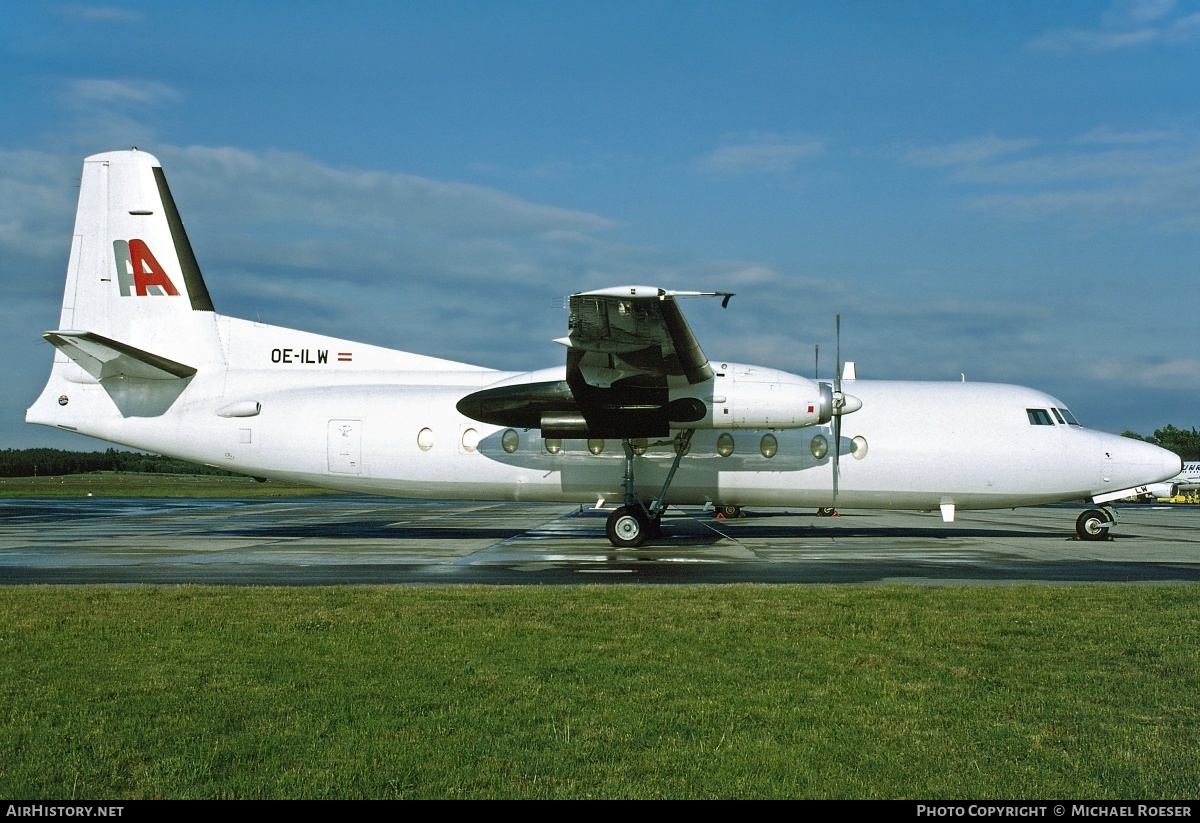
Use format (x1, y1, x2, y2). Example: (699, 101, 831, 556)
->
(544, 438, 562, 455)
(501, 429, 519, 454)
(588, 438, 605, 455)
(1027, 409, 1054, 426)
(851, 435, 868, 460)
(716, 432, 735, 457)
(810, 434, 828, 459)
(417, 427, 434, 451)
(1057, 407, 1082, 426)
(760, 433, 778, 458)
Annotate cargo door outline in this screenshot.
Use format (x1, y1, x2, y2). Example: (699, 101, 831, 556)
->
(328, 419, 362, 474)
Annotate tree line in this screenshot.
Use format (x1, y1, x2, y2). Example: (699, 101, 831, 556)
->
(0, 448, 236, 478)
(1121, 425, 1200, 462)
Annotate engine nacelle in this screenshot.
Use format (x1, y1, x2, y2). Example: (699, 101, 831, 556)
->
(673, 364, 834, 430)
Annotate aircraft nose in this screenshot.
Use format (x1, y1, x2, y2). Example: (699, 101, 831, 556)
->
(1157, 443, 1184, 480)
(1100, 433, 1181, 488)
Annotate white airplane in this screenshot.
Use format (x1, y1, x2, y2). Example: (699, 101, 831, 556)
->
(26, 150, 1182, 548)
(1142, 461, 1200, 499)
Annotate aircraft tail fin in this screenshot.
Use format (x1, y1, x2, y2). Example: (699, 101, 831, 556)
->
(28, 150, 224, 428)
(54, 149, 222, 362)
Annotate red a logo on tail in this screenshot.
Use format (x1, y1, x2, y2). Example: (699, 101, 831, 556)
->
(113, 239, 181, 297)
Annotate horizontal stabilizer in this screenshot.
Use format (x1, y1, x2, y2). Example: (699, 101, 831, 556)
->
(44, 330, 197, 381)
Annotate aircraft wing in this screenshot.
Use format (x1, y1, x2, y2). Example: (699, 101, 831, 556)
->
(563, 286, 725, 388)
(557, 286, 729, 437)
(457, 286, 732, 438)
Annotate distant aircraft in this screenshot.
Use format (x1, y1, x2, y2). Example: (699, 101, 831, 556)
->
(1141, 461, 1200, 500)
(27, 150, 1181, 547)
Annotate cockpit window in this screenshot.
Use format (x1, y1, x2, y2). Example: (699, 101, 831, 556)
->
(1027, 409, 1054, 426)
(1050, 408, 1066, 424)
(1056, 407, 1081, 426)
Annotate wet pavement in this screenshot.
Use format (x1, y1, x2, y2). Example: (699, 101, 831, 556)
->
(1, 497, 1198, 586)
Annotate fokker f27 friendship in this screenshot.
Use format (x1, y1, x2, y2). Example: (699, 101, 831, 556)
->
(27, 151, 1181, 547)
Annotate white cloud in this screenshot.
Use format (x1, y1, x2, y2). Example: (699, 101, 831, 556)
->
(696, 140, 824, 175)
(1030, 0, 1200, 53)
(57, 5, 144, 23)
(65, 78, 177, 106)
(1074, 125, 1177, 145)
(1030, 28, 1158, 53)
(1106, 0, 1177, 26)
(1085, 357, 1200, 389)
(904, 136, 1037, 168)
(49, 77, 181, 150)
(0, 150, 79, 265)
(161, 145, 614, 239)
(904, 131, 1200, 230)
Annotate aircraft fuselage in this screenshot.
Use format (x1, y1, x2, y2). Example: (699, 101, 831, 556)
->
(28, 317, 1176, 513)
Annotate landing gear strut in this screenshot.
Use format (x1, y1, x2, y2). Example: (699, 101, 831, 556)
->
(604, 429, 695, 549)
(1076, 507, 1115, 541)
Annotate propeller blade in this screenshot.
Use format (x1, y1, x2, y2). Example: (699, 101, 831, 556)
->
(835, 314, 841, 394)
(833, 408, 840, 501)
(833, 315, 841, 502)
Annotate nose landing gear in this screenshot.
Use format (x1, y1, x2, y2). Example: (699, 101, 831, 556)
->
(1076, 507, 1115, 541)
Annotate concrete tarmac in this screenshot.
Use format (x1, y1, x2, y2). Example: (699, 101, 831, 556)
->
(1, 497, 1199, 586)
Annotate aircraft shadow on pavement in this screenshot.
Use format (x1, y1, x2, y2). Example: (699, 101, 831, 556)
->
(219, 514, 1055, 545)
(220, 524, 538, 541)
(649, 514, 1058, 542)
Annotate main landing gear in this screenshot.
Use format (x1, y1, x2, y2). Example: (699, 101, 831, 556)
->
(1075, 507, 1115, 541)
(604, 429, 695, 549)
(605, 506, 660, 548)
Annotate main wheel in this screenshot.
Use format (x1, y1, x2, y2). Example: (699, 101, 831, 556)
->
(817, 507, 837, 517)
(606, 506, 649, 548)
(718, 504, 741, 518)
(1076, 508, 1111, 541)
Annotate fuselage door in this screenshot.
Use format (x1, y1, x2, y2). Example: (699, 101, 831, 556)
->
(328, 418, 362, 474)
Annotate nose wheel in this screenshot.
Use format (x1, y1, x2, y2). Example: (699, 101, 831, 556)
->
(1076, 508, 1114, 541)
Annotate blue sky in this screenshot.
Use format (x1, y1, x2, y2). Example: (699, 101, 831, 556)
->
(2, 1, 1198, 448)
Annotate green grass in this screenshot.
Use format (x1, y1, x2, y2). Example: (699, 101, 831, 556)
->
(0, 472, 333, 498)
(1, 585, 1197, 799)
